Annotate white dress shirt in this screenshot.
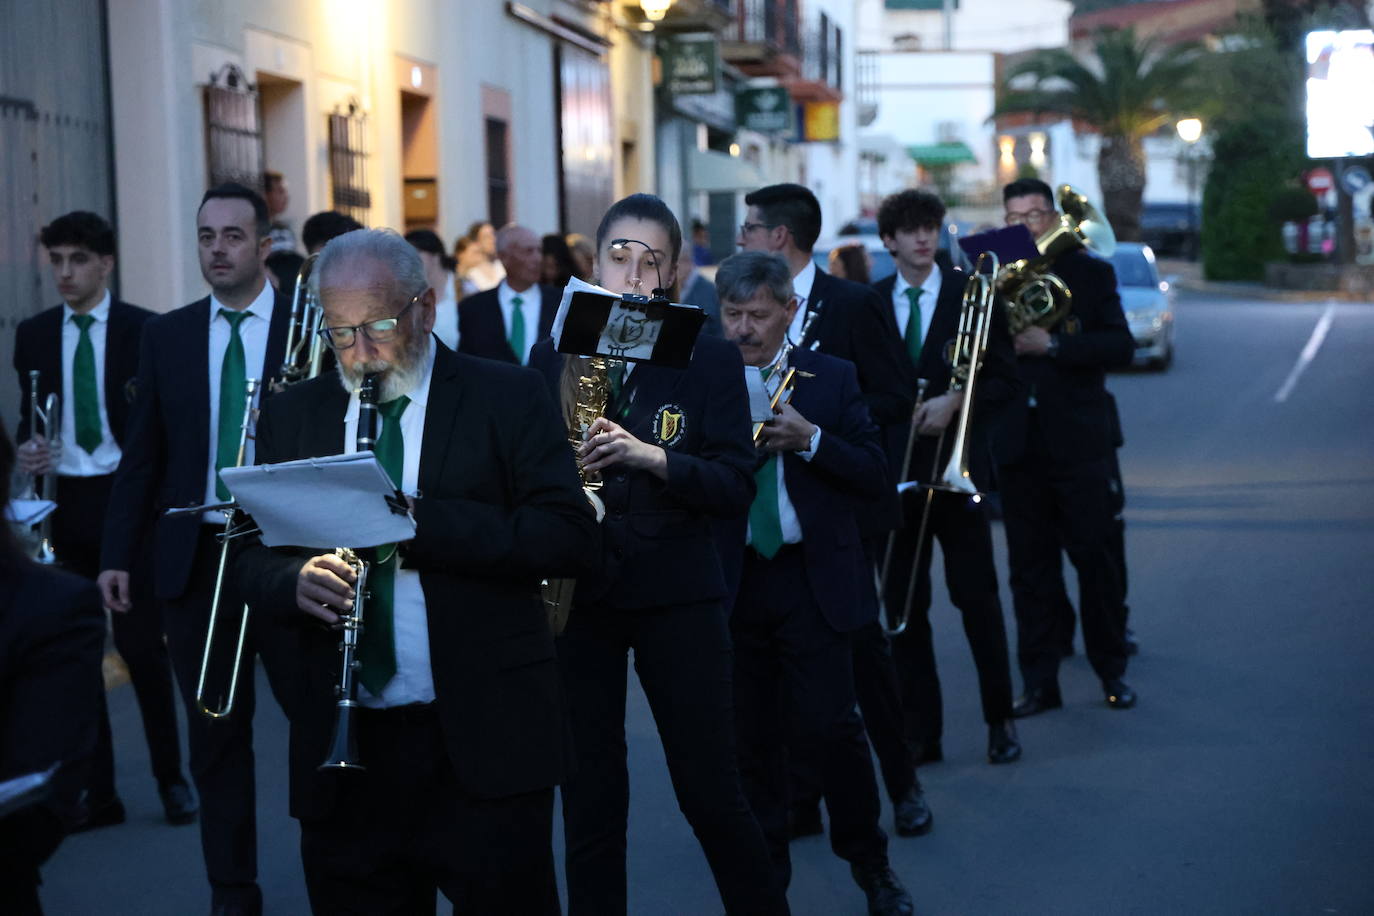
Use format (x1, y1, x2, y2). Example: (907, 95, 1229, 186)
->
(892, 262, 941, 351)
(58, 292, 122, 476)
(202, 280, 274, 523)
(747, 345, 821, 549)
(343, 341, 436, 707)
(787, 259, 818, 346)
(498, 280, 541, 365)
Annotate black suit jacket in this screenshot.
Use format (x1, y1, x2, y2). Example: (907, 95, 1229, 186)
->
(873, 269, 1022, 492)
(528, 334, 756, 611)
(679, 273, 722, 338)
(13, 300, 154, 446)
(799, 267, 910, 534)
(0, 561, 104, 876)
(457, 284, 559, 364)
(233, 343, 596, 818)
(992, 250, 1133, 467)
(101, 291, 291, 598)
(724, 349, 888, 633)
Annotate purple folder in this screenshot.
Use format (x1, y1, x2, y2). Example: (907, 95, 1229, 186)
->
(958, 225, 1040, 271)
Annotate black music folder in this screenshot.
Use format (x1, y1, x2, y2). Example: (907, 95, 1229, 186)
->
(552, 277, 705, 369)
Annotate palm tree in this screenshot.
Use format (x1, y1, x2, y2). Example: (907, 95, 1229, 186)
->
(995, 28, 1203, 241)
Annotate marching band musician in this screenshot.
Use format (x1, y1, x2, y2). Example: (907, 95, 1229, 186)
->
(528, 194, 788, 916)
(719, 251, 917, 916)
(232, 228, 596, 913)
(996, 178, 1138, 716)
(873, 189, 1023, 766)
(98, 184, 295, 916)
(457, 224, 559, 365)
(13, 211, 194, 830)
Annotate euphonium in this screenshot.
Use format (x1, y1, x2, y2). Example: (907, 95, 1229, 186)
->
(1000, 184, 1117, 334)
(278, 252, 327, 386)
(22, 370, 60, 565)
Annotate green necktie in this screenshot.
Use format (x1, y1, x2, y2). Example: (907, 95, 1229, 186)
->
(215, 309, 249, 500)
(509, 295, 526, 364)
(904, 287, 924, 366)
(358, 395, 410, 696)
(749, 365, 785, 559)
(70, 314, 102, 453)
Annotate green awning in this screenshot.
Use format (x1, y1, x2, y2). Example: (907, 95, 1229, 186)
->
(907, 141, 977, 166)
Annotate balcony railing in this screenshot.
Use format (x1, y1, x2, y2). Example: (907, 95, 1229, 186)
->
(733, 0, 801, 59)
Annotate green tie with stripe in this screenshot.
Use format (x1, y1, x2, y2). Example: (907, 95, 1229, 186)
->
(70, 314, 102, 453)
(358, 395, 410, 696)
(215, 309, 248, 499)
(904, 287, 924, 366)
(748, 366, 784, 559)
(509, 295, 526, 364)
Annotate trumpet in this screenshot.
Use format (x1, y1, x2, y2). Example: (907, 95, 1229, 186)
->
(21, 370, 60, 565)
(880, 254, 996, 637)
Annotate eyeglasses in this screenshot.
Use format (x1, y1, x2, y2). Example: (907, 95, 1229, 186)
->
(739, 221, 776, 235)
(317, 295, 418, 350)
(1005, 209, 1056, 227)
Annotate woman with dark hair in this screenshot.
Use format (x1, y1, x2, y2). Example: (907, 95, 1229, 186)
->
(540, 233, 578, 288)
(828, 242, 873, 285)
(0, 417, 106, 914)
(528, 194, 787, 916)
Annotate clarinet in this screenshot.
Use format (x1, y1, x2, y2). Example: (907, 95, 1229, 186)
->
(319, 371, 382, 771)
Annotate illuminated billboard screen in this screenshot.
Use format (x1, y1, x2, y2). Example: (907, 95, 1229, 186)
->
(1305, 29, 1374, 159)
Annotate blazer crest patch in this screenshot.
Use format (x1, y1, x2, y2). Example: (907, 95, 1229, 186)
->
(652, 404, 686, 447)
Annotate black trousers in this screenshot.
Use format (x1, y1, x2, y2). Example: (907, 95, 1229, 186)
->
(159, 526, 296, 911)
(50, 474, 184, 799)
(557, 599, 787, 916)
(1001, 415, 1128, 690)
(733, 546, 889, 890)
(886, 489, 1015, 747)
(1055, 448, 1130, 649)
(300, 704, 559, 915)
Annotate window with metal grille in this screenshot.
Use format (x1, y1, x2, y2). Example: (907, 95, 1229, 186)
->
(485, 117, 510, 228)
(203, 64, 263, 190)
(328, 105, 371, 223)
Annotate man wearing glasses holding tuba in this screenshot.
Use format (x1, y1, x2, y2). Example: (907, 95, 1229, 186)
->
(232, 228, 596, 914)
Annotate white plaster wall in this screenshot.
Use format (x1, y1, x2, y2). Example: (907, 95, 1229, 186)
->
(856, 0, 1071, 54)
(805, 0, 863, 233)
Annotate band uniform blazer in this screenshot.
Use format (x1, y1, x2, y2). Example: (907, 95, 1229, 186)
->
(991, 250, 1134, 467)
(457, 283, 560, 364)
(872, 269, 1022, 493)
(13, 300, 154, 445)
(723, 347, 888, 633)
(232, 343, 598, 819)
(100, 292, 291, 599)
(527, 333, 756, 612)
(800, 266, 910, 535)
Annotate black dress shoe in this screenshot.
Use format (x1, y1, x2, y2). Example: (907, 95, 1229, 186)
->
(1011, 685, 1063, 718)
(850, 861, 915, 916)
(71, 796, 127, 833)
(159, 780, 198, 825)
(893, 783, 933, 837)
(1104, 679, 1137, 709)
(915, 740, 943, 765)
(788, 802, 824, 840)
(987, 720, 1022, 764)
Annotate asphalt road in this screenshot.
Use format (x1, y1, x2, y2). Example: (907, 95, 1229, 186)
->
(41, 291, 1374, 915)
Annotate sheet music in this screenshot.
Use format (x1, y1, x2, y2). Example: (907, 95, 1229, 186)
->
(5, 499, 57, 525)
(552, 276, 620, 350)
(744, 367, 775, 423)
(221, 451, 416, 549)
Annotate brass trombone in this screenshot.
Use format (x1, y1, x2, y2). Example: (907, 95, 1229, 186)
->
(879, 254, 998, 637)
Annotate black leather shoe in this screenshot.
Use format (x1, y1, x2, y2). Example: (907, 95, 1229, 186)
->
(1011, 685, 1063, 718)
(915, 740, 943, 765)
(71, 795, 126, 832)
(893, 783, 933, 837)
(1104, 679, 1137, 709)
(160, 780, 198, 826)
(789, 802, 824, 840)
(1124, 627, 1140, 656)
(850, 861, 915, 916)
(987, 720, 1022, 764)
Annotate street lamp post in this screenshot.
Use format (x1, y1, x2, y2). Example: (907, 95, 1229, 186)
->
(1176, 118, 1204, 260)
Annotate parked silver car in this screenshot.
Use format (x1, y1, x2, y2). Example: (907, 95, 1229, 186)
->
(1109, 242, 1175, 370)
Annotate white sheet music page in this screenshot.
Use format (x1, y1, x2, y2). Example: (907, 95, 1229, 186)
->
(221, 451, 416, 549)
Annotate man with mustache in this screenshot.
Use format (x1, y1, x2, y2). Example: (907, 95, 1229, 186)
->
(99, 183, 295, 916)
(233, 228, 596, 912)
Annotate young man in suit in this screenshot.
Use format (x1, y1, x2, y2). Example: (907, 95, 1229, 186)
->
(873, 189, 1023, 766)
(738, 183, 926, 839)
(13, 211, 194, 831)
(98, 183, 295, 916)
(997, 178, 1137, 716)
(720, 251, 915, 916)
(232, 229, 597, 913)
(457, 224, 556, 364)
(675, 240, 722, 337)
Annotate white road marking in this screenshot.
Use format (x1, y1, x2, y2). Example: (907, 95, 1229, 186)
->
(1274, 302, 1337, 403)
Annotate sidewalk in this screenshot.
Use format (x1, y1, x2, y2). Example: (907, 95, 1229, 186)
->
(1159, 258, 1374, 303)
